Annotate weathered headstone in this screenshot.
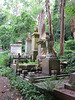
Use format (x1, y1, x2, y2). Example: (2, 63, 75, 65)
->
(25, 33, 32, 57)
(10, 44, 22, 55)
(32, 26, 39, 61)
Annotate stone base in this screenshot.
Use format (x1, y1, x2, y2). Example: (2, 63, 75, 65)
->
(54, 89, 75, 100)
(42, 57, 60, 75)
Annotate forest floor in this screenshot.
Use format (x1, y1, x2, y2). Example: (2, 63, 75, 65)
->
(0, 76, 23, 100)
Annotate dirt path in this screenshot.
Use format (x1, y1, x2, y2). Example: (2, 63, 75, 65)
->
(0, 76, 23, 100)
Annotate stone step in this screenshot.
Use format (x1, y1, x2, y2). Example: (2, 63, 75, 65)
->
(54, 89, 75, 100)
(25, 75, 51, 80)
(25, 74, 70, 83)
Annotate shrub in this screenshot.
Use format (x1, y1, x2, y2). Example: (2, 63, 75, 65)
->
(65, 54, 75, 73)
(65, 40, 75, 50)
(0, 66, 12, 76)
(0, 54, 10, 66)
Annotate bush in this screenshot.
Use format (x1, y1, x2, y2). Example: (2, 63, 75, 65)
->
(0, 54, 10, 66)
(64, 53, 75, 73)
(0, 66, 12, 76)
(65, 40, 75, 50)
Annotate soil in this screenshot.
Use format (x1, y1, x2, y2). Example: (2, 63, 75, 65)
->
(0, 76, 23, 100)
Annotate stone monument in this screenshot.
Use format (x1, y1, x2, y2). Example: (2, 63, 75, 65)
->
(31, 26, 39, 61)
(10, 43, 22, 55)
(42, 0, 60, 75)
(37, 9, 47, 65)
(25, 33, 32, 57)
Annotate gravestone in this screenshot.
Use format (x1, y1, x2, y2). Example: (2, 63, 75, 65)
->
(42, 0, 60, 75)
(25, 33, 32, 57)
(10, 44, 22, 55)
(31, 26, 39, 61)
(37, 9, 47, 62)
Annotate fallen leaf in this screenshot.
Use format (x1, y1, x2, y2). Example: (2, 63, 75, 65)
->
(1, 91, 6, 93)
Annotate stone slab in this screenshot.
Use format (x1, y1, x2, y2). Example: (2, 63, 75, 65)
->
(54, 89, 75, 100)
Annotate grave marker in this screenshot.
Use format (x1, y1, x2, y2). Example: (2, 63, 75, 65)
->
(25, 33, 32, 57)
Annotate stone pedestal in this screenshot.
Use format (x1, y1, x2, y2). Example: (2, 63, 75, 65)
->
(42, 57, 60, 75)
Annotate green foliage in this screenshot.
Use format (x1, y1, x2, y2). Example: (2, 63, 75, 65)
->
(37, 76, 65, 92)
(0, 66, 12, 76)
(0, 8, 8, 26)
(65, 54, 75, 73)
(65, 0, 75, 18)
(19, 62, 37, 65)
(54, 42, 60, 55)
(0, 53, 10, 66)
(0, 66, 54, 100)
(52, 0, 61, 41)
(65, 0, 75, 40)
(65, 40, 75, 50)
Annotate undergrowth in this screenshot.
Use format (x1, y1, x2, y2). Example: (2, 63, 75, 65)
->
(0, 66, 55, 100)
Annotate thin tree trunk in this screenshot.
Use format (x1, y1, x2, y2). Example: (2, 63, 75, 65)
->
(45, 0, 53, 39)
(60, 0, 66, 56)
(71, 18, 75, 40)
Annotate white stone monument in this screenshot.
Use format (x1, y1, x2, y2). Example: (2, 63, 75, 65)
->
(10, 44, 22, 55)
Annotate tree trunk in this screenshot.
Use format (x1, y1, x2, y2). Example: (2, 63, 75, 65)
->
(45, 0, 53, 39)
(60, 0, 66, 56)
(45, 0, 57, 56)
(71, 18, 75, 40)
